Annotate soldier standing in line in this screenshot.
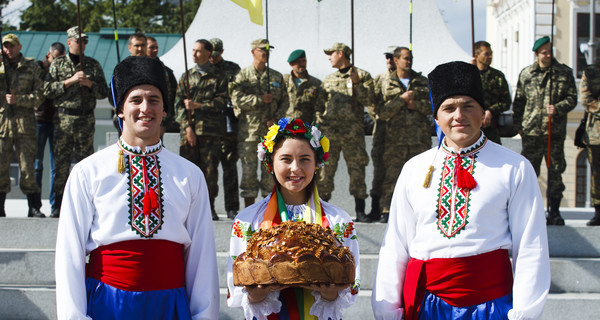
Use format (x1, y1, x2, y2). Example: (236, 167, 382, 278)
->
(513, 36, 577, 225)
(146, 36, 179, 134)
(34, 42, 65, 216)
(375, 47, 431, 223)
(472, 41, 511, 145)
(229, 38, 288, 207)
(579, 64, 600, 225)
(44, 26, 108, 217)
(175, 39, 228, 221)
(209, 38, 241, 219)
(283, 49, 325, 124)
(319, 42, 375, 222)
(368, 45, 399, 222)
(0, 34, 45, 218)
(127, 33, 147, 57)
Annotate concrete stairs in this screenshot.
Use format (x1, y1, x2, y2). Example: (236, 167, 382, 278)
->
(1, 206, 599, 319)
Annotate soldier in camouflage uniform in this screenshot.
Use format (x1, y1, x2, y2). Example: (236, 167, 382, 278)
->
(175, 39, 228, 221)
(579, 64, 600, 225)
(368, 45, 399, 222)
(319, 43, 375, 222)
(283, 49, 325, 124)
(376, 47, 432, 223)
(0, 34, 45, 218)
(513, 36, 577, 225)
(209, 38, 241, 219)
(473, 41, 511, 144)
(44, 27, 108, 217)
(229, 39, 288, 207)
(147, 36, 179, 133)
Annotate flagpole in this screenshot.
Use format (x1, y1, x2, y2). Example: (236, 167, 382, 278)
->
(112, 0, 120, 63)
(351, 0, 355, 65)
(178, 0, 192, 125)
(76, 0, 85, 107)
(409, 0, 413, 51)
(470, 0, 475, 56)
(547, 0, 556, 215)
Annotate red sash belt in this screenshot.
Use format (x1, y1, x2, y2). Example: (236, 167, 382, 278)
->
(86, 239, 185, 292)
(403, 249, 513, 320)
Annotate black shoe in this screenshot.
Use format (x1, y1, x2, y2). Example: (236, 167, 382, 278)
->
(367, 196, 381, 221)
(227, 210, 237, 220)
(212, 211, 219, 221)
(0, 192, 6, 217)
(547, 198, 565, 226)
(50, 208, 60, 218)
(379, 213, 389, 223)
(586, 205, 600, 226)
(0, 208, 5, 217)
(354, 198, 372, 223)
(28, 208, 46, 218)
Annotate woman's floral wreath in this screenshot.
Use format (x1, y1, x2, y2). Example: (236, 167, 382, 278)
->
(257, 117, 330, 173)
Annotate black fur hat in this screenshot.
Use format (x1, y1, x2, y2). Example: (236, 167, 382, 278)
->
(111, 56, 168, 114)
(428, 61, 485, 115)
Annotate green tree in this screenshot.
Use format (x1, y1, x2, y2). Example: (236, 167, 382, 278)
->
(19, 0, 202, 33)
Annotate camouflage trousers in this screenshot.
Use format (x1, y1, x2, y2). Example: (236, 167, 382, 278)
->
(180, 135, 222, 202)
(0, 135, 40, 194)
(588, 145, 600, 206)
(220, 133, 239, 211)
(239, 141, 274, 199)
(521, 135, 566, 199)
(52, 114, 95, 202)
(381, 143, 429, 213)
(318, 130, 369, 201)
(370, 119, 386, 198)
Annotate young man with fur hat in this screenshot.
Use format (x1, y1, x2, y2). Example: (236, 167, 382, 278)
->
(55, 56, 219, 319)
(372, 61, 550, 320)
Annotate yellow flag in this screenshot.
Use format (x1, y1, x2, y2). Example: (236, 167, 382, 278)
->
(231, 0, 263, 25)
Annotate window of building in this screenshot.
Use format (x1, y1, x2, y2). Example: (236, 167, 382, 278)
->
(576, 12, 600, 78)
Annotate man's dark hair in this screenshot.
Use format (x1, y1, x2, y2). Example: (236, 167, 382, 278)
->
(195, 39, 213, 52)
(393, 47, 411, 59)
(473, 41, 491, 55)
(128, 32, 147, 45)
(147, 36, 157, 43)
(50, 42, 65, 55)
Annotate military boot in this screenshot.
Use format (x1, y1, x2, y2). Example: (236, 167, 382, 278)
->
(27, 193, 46, 218)
(0, 192, 6, 217)
(379, 209, 389, 223)
(546, 197, 565, 226)
(586, 205, 600, 226)
(244, 197, 255, 208)
(210, 199, 219, 221)
(227, 210, 238, 220)
(354, 197, 372, 223)
(367, 195, 381, 222)
(50, 193, 62, 218)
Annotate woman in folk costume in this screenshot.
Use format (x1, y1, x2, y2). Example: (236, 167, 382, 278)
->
(55, 56, 219, 319)
(227, 118, 361, 320)
(371, 61, 550, 320)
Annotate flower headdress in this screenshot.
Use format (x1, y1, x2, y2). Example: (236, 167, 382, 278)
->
(257, 117, 330, 173)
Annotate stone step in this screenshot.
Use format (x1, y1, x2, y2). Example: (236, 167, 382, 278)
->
(2, 249, 600, 294)
(0, 286, 598, 320)
(1, 215, 600, 257)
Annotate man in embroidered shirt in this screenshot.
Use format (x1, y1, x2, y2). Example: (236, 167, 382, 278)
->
(55, 56, 219, 319)
(372, 61, 550, 320)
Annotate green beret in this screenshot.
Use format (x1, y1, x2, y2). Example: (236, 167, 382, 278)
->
(532, 36, 550, 52)
(287, 49, 306, 63)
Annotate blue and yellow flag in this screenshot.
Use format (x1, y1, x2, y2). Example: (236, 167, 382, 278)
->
(231, 0, 263, 25)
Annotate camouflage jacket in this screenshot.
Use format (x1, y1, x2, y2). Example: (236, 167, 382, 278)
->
(159, 58, 179, 130)
(376, 69, 431, 147)
(213, 59, 241, 83)
(579, 64, 600, 145)
(513, 58, 577, 137)
(283, 72, 325, 124)
(320, 66, 375, 133)
(0, 54, 44, 138)
(480, 66, 511, 116)
(43, 54, 108, 113)
(229, 65, 288, 142)
(174, 64, 228, 137)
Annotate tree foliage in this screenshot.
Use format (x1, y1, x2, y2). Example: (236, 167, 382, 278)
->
(19, 0, 202, 34)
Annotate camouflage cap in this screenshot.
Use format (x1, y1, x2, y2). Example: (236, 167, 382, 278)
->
(210, 38, 223, 57)
(384, 45, 400, 55)
(532, 36, 550, 52)
(251, 38, 274, 50)
(67, 26, 88, 39)
(323, 43, 352, 57)
(2, 34, 20, 46)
